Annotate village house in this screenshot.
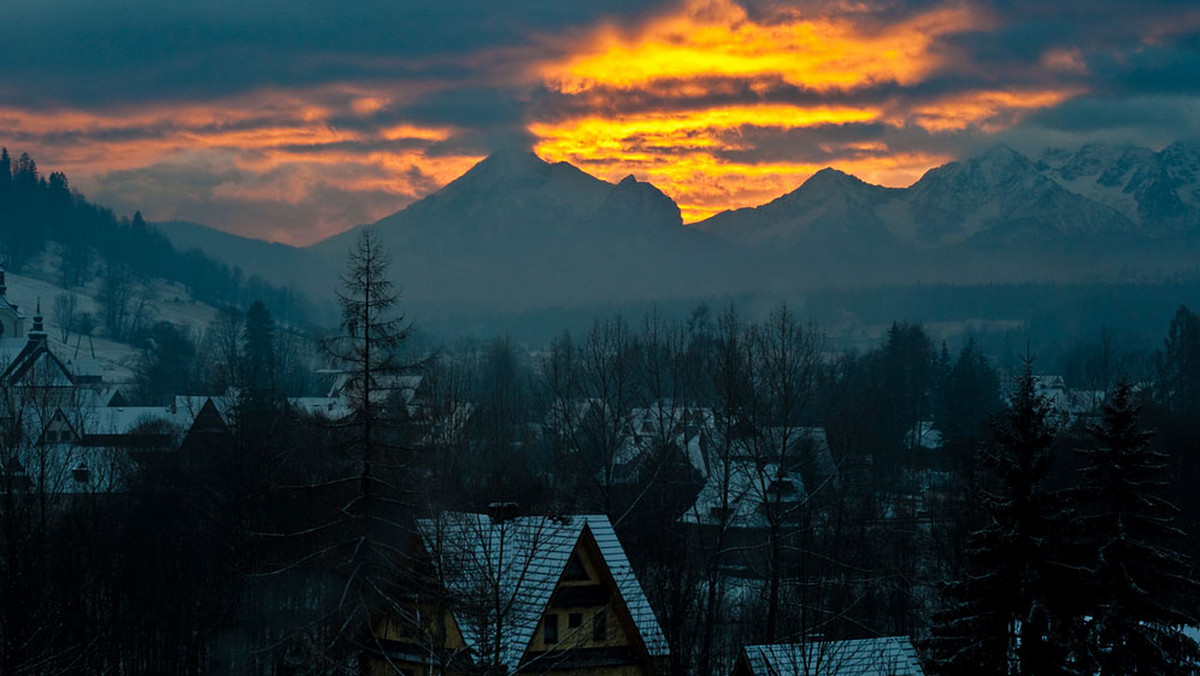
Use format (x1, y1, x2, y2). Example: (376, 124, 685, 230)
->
(0, 269, 234, 494)
(370, 510, 669, 676)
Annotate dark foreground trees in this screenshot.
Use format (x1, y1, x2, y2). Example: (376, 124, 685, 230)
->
(1072, 381, 1198, 676)
(931, 367, 1199, 675)
(929, 360, 1075, 676)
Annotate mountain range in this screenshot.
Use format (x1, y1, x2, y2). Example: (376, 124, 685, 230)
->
(154, 141, 1200, 315)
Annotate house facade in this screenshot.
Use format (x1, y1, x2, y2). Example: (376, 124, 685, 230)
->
(371, 512, 669, 676)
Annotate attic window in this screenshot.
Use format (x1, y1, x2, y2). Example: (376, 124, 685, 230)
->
(544, 615, 559, 644)
(562, 552, 588, 581)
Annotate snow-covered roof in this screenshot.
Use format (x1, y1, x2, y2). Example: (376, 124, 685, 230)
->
(680, 460, 806, 528)
(326, 371, 422, 404)
(288, 396, 353, 420)
(418, 512, 668, 671)
(0, 338, 75, 387)
(741, 636, 925, 676)
(84, 406, 188, 436)
(173, 394, 233, 424)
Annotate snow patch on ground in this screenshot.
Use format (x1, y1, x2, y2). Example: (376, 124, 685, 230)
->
(5, 248, 224, 384)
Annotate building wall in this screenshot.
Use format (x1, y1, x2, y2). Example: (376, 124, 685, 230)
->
(0, 307, 23, 339)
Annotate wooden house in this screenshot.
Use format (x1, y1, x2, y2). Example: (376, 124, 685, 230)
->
(371, 511, 669, 676)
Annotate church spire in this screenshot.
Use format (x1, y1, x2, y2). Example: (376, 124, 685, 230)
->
(28, 297, 45, 342)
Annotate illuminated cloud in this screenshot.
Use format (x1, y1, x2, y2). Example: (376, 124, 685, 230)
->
(0, 87, 482, 245)
(528, 0, 1087, 221)
(0, 0, 1196, 241)
(539, 0, 988, 94)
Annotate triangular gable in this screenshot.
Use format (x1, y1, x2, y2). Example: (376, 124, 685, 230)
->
(578, 516, 668, 658)
(1, 340, 75, 387)
(190, 398, 230, 433)
(512, 523, 660, 672)
(418, 513, 668, 673)
(38, 408, 79, 445)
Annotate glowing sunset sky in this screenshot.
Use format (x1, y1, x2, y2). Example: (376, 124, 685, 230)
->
(1, 0, 1197, 244)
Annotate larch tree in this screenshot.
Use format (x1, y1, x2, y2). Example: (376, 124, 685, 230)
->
(324, 228, 415, 647)
(252, 228, 416, 668)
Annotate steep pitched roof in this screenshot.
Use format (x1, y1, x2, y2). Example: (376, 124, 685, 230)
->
(0, 338, 75, 387)
(417, 513, 668, 671)
(680, 460, 806, 528)
(741, 637, 924, 676)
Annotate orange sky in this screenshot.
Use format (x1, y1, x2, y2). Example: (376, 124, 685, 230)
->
(0, 0, 1102, 242)
(527, 0, 1081, 221)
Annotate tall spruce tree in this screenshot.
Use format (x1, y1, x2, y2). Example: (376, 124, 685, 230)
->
(1073, 380, 1198, 675)
(930, 360, 1076, 676)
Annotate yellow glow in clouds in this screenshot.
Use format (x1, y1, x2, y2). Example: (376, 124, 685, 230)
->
(542, 0, 982, 94)
(532, 0, 1079, 222)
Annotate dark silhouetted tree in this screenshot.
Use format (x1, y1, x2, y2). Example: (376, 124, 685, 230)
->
(1072, 380, 1198, 676)
(930, 361, 1075, 676)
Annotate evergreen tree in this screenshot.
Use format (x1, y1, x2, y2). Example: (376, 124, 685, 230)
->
(0, 148, 10, 194)
(879, 322, 937, 453)
(1156, 305, 1200, 416)
(929, 360, 1076, 676)
(1073, 381, 1198, 675)
(936, 339, 1002, 452)
(241, 300, 276, 404)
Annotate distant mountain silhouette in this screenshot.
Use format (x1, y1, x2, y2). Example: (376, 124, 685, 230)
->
(154, 142, 1200, 313)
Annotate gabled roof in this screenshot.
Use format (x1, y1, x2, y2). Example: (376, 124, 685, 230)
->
(0, 338, 75, 387)
(417, 513, 668, 671)
(680, 460, 806, 528)
(741, 637, 924, 676)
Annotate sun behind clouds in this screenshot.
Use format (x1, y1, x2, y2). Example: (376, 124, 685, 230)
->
(529, 0, 1082, 222)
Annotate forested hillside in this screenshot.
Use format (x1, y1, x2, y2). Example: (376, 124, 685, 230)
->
(0, 149, 309, 324)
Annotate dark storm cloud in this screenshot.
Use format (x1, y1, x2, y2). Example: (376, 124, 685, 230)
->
(0, 0, 672, 107)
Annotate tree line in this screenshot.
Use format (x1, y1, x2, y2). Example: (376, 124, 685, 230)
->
(0, 148, 310, 327)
